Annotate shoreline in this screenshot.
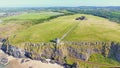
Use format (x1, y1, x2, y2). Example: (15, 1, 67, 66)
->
(0, 50, 63, 68)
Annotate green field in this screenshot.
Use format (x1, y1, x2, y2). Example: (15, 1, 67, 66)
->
(112, 12, 120, 14)
(2, 12, 63, 20)
(88, 54, 120, 65)
(64, 14, 120, 42)
(1, 12, 120, 68)
(7, 14, 120, 45)
(0, 12, 63, 38)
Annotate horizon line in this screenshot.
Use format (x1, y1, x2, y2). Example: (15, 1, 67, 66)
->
(0, 6, 120, 8)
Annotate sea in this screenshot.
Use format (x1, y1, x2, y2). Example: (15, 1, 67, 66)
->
(0, 65, 6, 68)
(0, 63, 10, 68)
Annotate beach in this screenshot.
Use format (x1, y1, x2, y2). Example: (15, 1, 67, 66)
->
(0, 50, 63, 68)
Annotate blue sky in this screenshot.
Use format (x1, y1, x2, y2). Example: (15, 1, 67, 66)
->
(0, 0, 120, 7)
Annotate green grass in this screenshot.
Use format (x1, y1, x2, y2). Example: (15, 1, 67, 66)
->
(8, 14, 120, 45)
(0, 12, 63, 38)
(1, 12, 63, 25)
(112, 12, 120, 15)
(2, 12, 63, 20)
(9, 15, 76, 44)
(88, 54, 120, 66)
(64, 14, 120, 42)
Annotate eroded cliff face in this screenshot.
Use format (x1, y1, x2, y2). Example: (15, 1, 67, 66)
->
(108, 42, 120, 61)
(1, 41, 120, 68)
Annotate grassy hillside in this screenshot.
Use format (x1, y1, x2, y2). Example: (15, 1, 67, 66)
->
(88, 54, 120, 65)
(9, 15, 76, 44)
(1, 13, 120, 68)
(64, 14, 120, 42)
(8, 14, 120, 45)
(2, 12, 63, 20)
(0, 12, 62, 38)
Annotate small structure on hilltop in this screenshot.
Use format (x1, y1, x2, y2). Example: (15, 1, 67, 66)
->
(55, 38, 60, 44)
(75, 16, 86, 20)
(51, 38, 61, 45)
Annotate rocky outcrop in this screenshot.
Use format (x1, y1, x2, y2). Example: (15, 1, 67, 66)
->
(108, 42, 120, 62)
(1, 44, 26, 58)
(115, 46, 120, 61)
(67, 46, 90, 61)
(0, 57, 8, 65)
(63, 63, 77, 68)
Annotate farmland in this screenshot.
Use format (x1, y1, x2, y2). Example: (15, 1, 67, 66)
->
(6, 14, 120, 45)
(0, 12, 63, 38)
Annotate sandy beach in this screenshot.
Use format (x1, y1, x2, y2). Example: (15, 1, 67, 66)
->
(0, 50, 63, 68)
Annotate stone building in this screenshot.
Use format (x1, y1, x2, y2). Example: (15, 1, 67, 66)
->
(75, 16, 86, 20)
(55, 38, 60, 44)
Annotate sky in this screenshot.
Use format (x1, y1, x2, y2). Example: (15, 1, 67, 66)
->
(0, 0, 120, 7)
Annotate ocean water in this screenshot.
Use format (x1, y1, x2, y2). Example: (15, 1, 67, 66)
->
(0, 63, 9, 68)
(0, 65, 6, 68)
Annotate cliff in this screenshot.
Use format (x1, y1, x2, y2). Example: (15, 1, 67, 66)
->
(1, 40, 120, 68)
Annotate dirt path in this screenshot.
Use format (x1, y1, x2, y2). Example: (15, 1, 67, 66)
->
(60, 22, 79, 40)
